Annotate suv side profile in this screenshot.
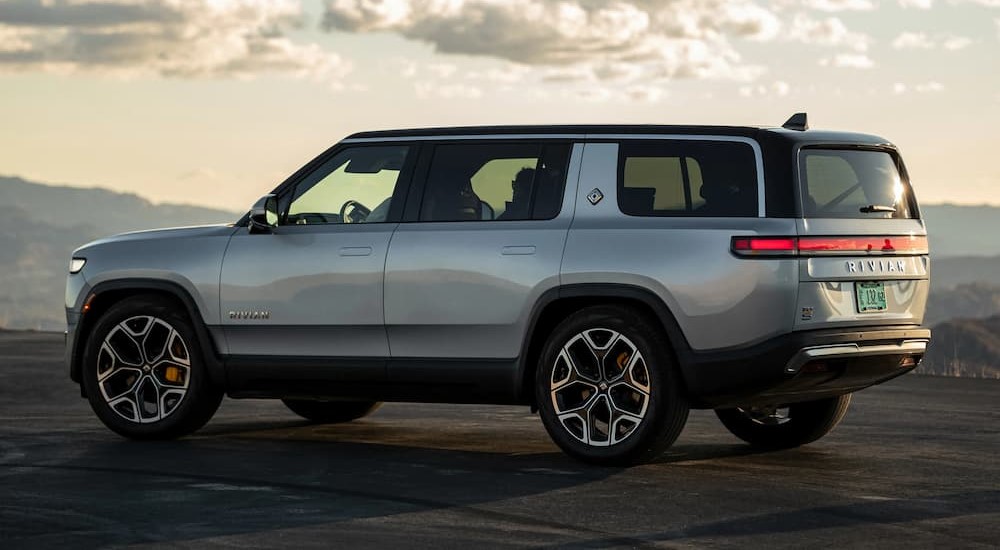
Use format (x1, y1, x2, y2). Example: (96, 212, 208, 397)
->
(66, 114, 931, 465)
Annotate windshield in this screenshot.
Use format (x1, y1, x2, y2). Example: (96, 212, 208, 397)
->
(798, 148, 915, 219)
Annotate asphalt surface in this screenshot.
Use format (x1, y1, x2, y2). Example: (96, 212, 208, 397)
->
(1, 331, 998, 549)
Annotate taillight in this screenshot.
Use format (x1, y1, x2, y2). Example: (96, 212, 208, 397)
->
(731, 237, 797, 256)
(732, 235, 928, 257)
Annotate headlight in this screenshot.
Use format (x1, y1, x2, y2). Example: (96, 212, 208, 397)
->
(69, 257, 86, 274)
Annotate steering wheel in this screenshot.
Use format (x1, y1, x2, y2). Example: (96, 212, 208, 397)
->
(339, 200, 371, 223)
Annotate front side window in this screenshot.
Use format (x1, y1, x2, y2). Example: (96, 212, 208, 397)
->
(286, 145, 410, 225)
(419, 142, 571, 222)
(618, 140, 758, 217)
(799, 149, 915, 219)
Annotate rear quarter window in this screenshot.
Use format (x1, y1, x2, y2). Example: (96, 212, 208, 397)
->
(799, 148, 916, 219)
(618, 140, 758, 217)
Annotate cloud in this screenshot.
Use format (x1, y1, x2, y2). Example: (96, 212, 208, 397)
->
(892, 31, 974, 50)
(892, 81, 945, 94)
(892, 32, 934, 49)
(322, 0, 782, 82)
(787, 14, 870, 51)
(897, 0, 933, 8)
(738, 80, 792, 97)
(915, 81, 944, 93)
(942, 36, 972, 50)
(624, 85, 667, 102)
(801, 0, 876, 10)
(0, 0, 350, 80)
(820, 53, 875, 68)
(414, 81, 483, 99)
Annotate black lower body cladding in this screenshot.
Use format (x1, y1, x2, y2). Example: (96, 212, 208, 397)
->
(680, 326, 930, 408)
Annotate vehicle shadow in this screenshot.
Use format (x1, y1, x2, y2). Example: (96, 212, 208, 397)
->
(3, 415, 780, 547)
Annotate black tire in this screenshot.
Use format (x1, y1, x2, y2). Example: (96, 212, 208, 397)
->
(282, 399, 382, 424)
(535, 305, 689, 466)
(715, 394, 852, 448)
(81, 295, 223, 440)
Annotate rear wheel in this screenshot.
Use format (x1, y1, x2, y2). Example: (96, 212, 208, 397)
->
(535, 305, 689, 466)
(715, 394, 852, 448)
(81, 295, 223, 440)
(282, 399, 382, 424)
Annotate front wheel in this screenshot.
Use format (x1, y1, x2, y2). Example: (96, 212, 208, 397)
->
(81, 295, 223, 440)
(535, 305, 689, 466)
(282, 399, 382, 424)
(715, 394, 852, 448)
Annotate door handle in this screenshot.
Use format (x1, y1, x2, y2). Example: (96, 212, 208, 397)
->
(501, 246, 536, 256)
(339, 246, 373, 257)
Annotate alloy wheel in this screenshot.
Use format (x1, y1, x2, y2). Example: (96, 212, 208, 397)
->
(96, 315, 191, 423)
(549, 328, 650, 446)
(735, 405, 791, 426)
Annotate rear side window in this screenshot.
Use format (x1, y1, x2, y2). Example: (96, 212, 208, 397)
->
(420, 142, 571, 222)
(799, 149, 915, 219)
(618, 140, 758, 217)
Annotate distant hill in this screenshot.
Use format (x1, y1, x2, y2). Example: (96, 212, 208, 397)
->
(921, 204, 1000, 258)
(926, 282, 1000, 325)
(930, 256, 1000, 290)
(2, 174, 1000, 333)
(0, 176, 239, 330)
(919, 316, 1000, 379)
(0, 176, 240, 236)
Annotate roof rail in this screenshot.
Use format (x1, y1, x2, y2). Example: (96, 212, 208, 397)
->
(782, 112, 808, 131)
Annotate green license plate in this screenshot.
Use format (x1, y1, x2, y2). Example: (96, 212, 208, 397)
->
(856, 281, 887, 313)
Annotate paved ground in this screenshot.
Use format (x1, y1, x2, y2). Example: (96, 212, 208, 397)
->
(1, 331, 998, 549)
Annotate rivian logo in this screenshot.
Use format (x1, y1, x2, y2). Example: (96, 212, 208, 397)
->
(229, 309, 271, 320)
(846, 259, 907, 274)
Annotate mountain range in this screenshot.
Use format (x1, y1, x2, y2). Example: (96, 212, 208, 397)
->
(1, 174, 999, 377)
(0, 176, 239, 329)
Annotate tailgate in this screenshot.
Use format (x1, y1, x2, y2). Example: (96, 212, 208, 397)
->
(793, 146, 929, 330)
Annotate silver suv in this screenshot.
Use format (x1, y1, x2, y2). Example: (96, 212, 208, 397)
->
(65, 114, 931, 464)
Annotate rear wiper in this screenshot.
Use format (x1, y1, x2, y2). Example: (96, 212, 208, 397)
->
(860, 204, 896, 213)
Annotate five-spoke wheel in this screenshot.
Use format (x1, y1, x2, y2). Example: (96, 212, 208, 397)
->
(549, 329, 650, 446)
(537, 305, 688, 465)
(96, 315, 192, 423)
(82, 295, 222, 440)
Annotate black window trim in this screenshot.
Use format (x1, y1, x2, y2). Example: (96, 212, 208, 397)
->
(401, 138, 574, 224)
(616, 138, 762, 219)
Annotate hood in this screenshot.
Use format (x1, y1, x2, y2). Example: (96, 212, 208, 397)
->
(74, 224, 237, 255)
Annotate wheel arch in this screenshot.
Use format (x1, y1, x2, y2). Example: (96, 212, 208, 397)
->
(517, 283, 696, 406)
(70, 279, 225, 389)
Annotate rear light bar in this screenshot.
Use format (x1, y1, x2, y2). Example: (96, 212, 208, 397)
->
(731, 235, 928, 257)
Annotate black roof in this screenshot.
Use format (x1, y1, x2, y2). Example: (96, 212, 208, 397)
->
(345, 124, 892, 146)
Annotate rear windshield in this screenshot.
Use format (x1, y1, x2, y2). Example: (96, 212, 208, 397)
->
(799, 148, 915, 219)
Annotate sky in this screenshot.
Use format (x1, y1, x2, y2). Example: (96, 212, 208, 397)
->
(1, 0, 998, 212)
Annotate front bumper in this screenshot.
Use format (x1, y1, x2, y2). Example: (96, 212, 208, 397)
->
(681, 326, 930, 408)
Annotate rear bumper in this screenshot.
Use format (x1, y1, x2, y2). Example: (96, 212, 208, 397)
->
(680, 326, 930, 408)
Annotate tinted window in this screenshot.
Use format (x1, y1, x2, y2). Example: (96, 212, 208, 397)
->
(618, 140, 758, 217)
(420, 143, 570, 222)
(799, 149, 914, 219)
(286, 145, 410, 224)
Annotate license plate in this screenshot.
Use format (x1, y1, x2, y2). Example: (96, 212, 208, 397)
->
(856, 281, 887, 313)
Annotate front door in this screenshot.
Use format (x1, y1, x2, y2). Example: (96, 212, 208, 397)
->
(220, 144, 415, 376)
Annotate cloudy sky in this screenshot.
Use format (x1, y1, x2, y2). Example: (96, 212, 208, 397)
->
(1, 0, 998, 211)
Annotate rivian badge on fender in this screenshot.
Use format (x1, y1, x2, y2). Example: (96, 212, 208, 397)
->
(229, 310, 271, 320)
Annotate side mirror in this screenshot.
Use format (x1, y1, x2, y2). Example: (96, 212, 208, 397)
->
(249, 194, 278, 233)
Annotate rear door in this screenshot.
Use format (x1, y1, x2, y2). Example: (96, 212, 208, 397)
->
(792, 145, 929, 330)
(383, 140, 579, 391)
